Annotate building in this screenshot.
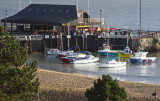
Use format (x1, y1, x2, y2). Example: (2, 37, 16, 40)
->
(1, 4, 103, 34)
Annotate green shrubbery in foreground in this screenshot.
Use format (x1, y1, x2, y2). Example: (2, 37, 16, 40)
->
(85, 74, 127, 101)
(0, 26, 39, 101)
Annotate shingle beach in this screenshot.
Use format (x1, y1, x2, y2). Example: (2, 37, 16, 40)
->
(35, 69, 160, 101)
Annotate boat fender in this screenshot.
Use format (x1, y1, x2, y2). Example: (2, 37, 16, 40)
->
(151, 60, 153, 62)
(145, 60, 147, 62)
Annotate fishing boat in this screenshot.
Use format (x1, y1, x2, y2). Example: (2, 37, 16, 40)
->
(98, 32, 118, 57)
(98, 44, 118, 57)
(130, 52, 157, 63)
(70, 54, 99, 64)
(98, 57, 126, 68)
(118, 46, 133, 58)
(47, 49, 59, 55)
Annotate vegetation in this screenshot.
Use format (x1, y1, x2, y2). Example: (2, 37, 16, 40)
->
(85, 74, 127, 101)
(0, 26, 39, 101)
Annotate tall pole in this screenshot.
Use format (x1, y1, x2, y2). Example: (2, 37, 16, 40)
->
(29, 0, 31, 4)
(140, 0, 141, 36)
(100, 9, 102, 28)
(76, 0, 78, 13)
(19, 0, 22, 11)
(88, 0, 89, 23)
(68, 23, 69, 49)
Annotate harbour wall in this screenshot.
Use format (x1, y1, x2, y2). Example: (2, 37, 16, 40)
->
(18, 35, 128, 52)
(18, 35, 160, 52)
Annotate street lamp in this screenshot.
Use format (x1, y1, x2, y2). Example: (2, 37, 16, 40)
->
(5, 10, 8, 27)
(100, 9, 102, 28)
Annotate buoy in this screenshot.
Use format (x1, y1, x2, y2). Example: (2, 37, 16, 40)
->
(151, 60, 153, 62)
(145, 59, 147, 62)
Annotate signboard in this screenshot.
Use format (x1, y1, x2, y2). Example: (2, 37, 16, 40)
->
(98, 36, 102, 38)
(45, 35, 49, 39)
(67, 35, 71, 38)
(52, 36, 55, 39)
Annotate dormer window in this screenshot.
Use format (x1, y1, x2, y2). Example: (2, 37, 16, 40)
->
(43, 9, 47, 12)
(28, 8, 32, 12)
(66, 9, 69, 13)
(50, 9, 55, 12)
(58, 9, 62, 13)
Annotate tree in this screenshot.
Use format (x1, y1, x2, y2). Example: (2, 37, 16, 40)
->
(85, 74, 127, 101)
(0, 26, 39, 100)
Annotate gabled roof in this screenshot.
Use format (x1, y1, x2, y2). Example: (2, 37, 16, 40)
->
(1, 4, 77, 25)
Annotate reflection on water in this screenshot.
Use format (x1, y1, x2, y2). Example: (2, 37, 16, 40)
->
(28, 52, 160, 84)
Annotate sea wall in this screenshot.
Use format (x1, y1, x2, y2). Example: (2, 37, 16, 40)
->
(18, 35, 127, 52)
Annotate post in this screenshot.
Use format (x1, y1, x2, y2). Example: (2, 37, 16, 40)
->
(88, 0, 90, 23)
(100, 9, 102, 28)
(77, 0, 78, 13)
(140, 0, 141, 37)
(68, 23, 70, 50)
(5, 10, 8, 28)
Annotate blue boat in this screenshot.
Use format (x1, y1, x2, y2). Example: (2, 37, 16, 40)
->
(130, 52, 157, 63)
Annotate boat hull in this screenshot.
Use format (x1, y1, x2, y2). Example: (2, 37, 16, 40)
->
(130, 57, 157, 63)
(71, 57, 99, 64)
(118, 52, 131, 58)
(98, 62, 126, 68)
(98, 52, 118, 57)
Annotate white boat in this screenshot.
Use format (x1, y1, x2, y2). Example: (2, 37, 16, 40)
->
(47, 49, 59, 55)
(61, 53, 86, 62)
(130, 52, 157, 63)
(98, 57, 127, 68)
(71, 55, 99, 64)
(57, 50, 75, 57)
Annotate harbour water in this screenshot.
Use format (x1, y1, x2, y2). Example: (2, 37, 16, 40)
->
(28, 52, 160, 84)
(0, 0, 160, 30)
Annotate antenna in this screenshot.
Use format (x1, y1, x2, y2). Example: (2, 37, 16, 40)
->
(140, 0, 141, 37)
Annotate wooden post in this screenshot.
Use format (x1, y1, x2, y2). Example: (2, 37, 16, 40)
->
(11, 22, 13, 34)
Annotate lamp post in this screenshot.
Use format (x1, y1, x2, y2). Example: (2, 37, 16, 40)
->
(100, 9, 102, 28)
(5, 10, 7, 27)
(140, 0, 141, 34)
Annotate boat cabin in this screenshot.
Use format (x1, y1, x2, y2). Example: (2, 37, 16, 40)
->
(134, 52, 148, 58)
(123, 46, 132, 54)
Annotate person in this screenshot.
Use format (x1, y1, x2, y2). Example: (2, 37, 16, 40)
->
(73, 31, 76, 36)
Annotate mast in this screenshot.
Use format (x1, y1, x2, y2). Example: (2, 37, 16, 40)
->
(140, 0, 141, 36)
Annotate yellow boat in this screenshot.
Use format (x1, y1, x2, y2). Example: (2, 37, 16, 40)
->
(118, 47, 133, 58)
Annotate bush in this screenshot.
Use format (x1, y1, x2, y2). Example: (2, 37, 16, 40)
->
(85, 74, 127, 101)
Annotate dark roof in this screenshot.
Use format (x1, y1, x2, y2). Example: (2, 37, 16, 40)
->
(1, 4, 77, 25)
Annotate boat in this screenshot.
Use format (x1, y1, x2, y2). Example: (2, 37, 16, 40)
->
(130, 52, 157, 63)
(70, 54, 99, 64)
(57, 50, 75, 57)
(98, 44, 118, 57)
(98, 57, 127, 68)
(61, 53, 86, 62)
(118, 46, 133, 58)
(47, 49, 59, 55)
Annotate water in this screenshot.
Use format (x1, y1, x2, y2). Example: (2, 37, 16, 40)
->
(28, 52, 160, 84)
(0, 0, 160, 30)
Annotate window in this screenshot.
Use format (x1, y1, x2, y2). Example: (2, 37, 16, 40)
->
(28, 8, 32, 12)
(58, 9, 62, 13)
(50, 9, 55, 12)
(43, 9, 47, 12)
(36, 8, 39, 12)
(66, 9, 69, 13)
